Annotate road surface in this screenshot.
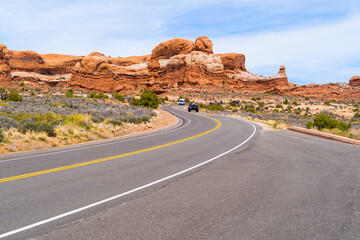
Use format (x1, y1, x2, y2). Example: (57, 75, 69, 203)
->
(0, 106, 359, 239)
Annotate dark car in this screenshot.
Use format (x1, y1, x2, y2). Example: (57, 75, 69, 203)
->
(188, 103, 199, 112)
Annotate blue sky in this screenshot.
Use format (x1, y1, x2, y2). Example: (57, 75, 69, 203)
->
(0, 0, 360, 84)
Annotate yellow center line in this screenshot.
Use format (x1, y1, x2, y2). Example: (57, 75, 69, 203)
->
(0, 113, 221, 183)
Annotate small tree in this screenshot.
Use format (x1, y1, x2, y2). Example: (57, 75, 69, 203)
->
(139, 90, 159, 109)
(0, 88, 7, 100)
(7, 88, 23, 102)
(65, 88, 74, 97)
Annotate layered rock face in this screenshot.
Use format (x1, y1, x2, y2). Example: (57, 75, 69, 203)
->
(68, 36, 291, 94)
(70, 52, 149, 92)
(7, 50, 82, 74)
(349, 76, 360, 87)
(0, 44, 11, 84)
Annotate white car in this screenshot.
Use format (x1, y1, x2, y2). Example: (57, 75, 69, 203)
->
(178, 99, 185, 105)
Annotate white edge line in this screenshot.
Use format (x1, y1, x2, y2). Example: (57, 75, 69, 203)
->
(0, 108, 191, 163)
(0, 120, 257, 239)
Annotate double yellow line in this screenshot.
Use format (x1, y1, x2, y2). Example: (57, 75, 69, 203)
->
(0, 114, 221, 183)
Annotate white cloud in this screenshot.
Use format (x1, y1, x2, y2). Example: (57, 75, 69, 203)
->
(212, 13, 360, 84)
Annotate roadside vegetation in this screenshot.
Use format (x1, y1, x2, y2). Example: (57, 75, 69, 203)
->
(0, 88, 164, 154)
(175, 92, 359, 140)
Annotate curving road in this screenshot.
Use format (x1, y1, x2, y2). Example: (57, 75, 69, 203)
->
(1, 106, 360, 239)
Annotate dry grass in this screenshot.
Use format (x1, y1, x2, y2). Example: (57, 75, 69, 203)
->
(0, 108, 176, 154)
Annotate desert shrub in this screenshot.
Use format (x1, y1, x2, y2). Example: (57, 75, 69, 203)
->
(134, 90, 159, 109)
(198, 103, 205, 108)
(308, 112, 351, 131)
(7, 89, 23, 102)
(306, 121, 313, 129)
(0, 88, 7, 100)
(64, 113, 88, 127)
(313, 113, 337, 129)
(258, 102, 265, 107)
(112, 92, 125, 102)
(352, 112, 360, 120)
(229, 101, 237, 107)
(30, 90, 35, 96)
(276, 104, 283, 108)
(206, 104, 224, 111)
(19, 81, 25, 87)
(18, 119, 56, 137)
(245, 106, 256, 113)
(292, 101, 298, 106)
(324, 101, 331, 106)
(108, 119, 123, 126)
(0, 129, 4, 142)
(65, 88, 74, 97)
(0, 116, 18, 130)
(251, 97, 261, 101)
(283, 98, 289, 104)
(88, 92, 109, 99)
(131, 97, 141, 106)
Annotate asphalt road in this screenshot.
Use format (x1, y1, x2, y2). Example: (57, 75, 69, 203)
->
(1, 106, 360, 239)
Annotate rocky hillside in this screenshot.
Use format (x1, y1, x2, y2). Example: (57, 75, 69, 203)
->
(0, 37, 359, 100)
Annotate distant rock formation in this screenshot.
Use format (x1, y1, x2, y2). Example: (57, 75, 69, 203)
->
(349, 76, 360, 87)
(7, 50, 82, 75)
(2, 37, 360, 100)
(0, 44, 11, 84)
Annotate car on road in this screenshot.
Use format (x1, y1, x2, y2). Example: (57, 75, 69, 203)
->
(188, 103, 199, 112)
(178, 99, 186, 105)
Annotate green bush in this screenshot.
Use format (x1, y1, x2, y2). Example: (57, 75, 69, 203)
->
(293, 101, 298, 106)
(308, 113, 351, 131)
(251, 96, 261, 101)
(0, 88, 7, 100)
(206, 104, 224, 111)
(137, 90, 159, 109)
(276, 104, 283, 108)
(324, 101, 331, 106)
(258, 102, 265, 107)
(7, 88, 23, 102)
(245, 106, 256, 113)
(65, 88, 74, 98)
(283, 98, 289, 104)
(112, 92, 125, 102)
(0, 129, 4, 142)
(18, 120, 56, 137)
(88, 92, 109, 99)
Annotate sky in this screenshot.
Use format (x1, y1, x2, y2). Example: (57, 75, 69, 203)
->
(0, 0, 360, 84)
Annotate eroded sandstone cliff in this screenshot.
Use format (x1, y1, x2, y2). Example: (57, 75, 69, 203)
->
(1, 37, 359, 100)
(0, 44, 11, 84)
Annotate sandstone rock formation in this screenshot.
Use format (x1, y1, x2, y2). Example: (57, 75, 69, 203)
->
(349, 76, 360, 87)
(7, 49, 82, 74)
(194, 36, 213, 54)
(151, 38, 194, 59)
(0, 44, 11, 84)
(215, 53, 246, 72)
(3, 36, 358, 100)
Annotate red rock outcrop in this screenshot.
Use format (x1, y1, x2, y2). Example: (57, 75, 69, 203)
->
(349, 76, 360, 87)
(283, 83, 360, 101)
(215, 53, 246, 72)
(7, 50, 82, 74)
(0, 44, 11, 84)
(151, 38, 194, 59)
(195, 36, 213, 54)
(107, 55, 151, 67)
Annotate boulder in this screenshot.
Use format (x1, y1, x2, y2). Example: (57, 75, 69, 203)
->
(349, 76, 360, 87)
(0, 44, 11, 84)
(151, 38, 194, 59)
(194, 36, 213, 54)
